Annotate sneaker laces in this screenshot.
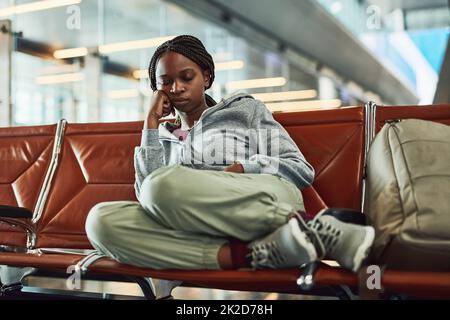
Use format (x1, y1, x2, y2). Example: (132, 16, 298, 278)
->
(307, 213, 342, 259)
(289, 212, 325, 260)
(250, 240, 286, 269)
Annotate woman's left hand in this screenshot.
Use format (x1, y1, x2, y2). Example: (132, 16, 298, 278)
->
(224, 163, 244, 173)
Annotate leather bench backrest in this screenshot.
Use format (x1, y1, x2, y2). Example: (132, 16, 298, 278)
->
(0, 124, 56, 247)
(36, 107, 366, 249)
(36, 122, 142, 248)
(375, 104, 450, 133)
(274, 107, 365, 211)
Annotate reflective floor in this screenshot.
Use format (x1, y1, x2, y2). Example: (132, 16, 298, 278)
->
(23, 276, 336, 300)
(173, 287, 337, 300)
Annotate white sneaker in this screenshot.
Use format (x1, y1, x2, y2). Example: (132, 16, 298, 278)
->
(249, 218, 318, 269)
(307, 213, 375, 272)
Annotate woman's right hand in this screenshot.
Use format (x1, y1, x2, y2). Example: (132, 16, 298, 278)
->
(145, 90, 175, 129)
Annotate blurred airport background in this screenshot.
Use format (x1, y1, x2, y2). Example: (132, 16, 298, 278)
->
(0, 0, 448, 300)
(0, 0, 448, 127)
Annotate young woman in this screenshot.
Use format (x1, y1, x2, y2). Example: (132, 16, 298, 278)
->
(86, 35, 374, 273)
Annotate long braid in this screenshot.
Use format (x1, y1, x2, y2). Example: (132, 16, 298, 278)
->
(148, 35, 216, 109)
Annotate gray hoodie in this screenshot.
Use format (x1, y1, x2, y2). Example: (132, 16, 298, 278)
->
(134, 92, 314, 198)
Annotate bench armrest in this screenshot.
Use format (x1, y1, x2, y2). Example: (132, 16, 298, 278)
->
(0, 205, 33, 219)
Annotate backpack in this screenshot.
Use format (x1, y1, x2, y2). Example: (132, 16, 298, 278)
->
(364, 119, 450, 271)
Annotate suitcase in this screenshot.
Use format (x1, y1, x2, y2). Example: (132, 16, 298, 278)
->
(365, 119, 450, 271)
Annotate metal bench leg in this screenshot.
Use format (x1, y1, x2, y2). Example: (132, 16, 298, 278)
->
(297, 261, 320, 290)
(297, 262, 357, 300)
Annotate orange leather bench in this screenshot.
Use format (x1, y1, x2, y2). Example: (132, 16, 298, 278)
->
(0, 103, 449, 299)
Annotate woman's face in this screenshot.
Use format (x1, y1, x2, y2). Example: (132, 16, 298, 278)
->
(155, 51, 210, 113)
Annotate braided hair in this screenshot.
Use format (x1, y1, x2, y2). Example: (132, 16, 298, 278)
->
(148, 35, 216, 109)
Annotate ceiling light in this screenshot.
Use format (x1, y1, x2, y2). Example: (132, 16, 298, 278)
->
(226, 77, 286, 91)
(266, 99, 342, 112)
(215, 60, 244, 71)
(252, 90, 317, 102)
(54, 47, 88, 59)
(107, 89, 139, 99)
(36, 72, 84, 85)
(99, 36, 175, 54)
(133, 70, 148, 79)
(0, 0, 82, 18)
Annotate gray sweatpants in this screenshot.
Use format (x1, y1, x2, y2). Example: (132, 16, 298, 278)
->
(85, 165, 304, 270)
